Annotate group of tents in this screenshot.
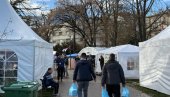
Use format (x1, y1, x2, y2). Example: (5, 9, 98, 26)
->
(78, 45, 139, 79)
(78, 26, 170, 95)
(0, 0, 170, 95)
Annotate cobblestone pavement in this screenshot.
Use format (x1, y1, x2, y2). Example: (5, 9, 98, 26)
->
(55, 70, 151, 97)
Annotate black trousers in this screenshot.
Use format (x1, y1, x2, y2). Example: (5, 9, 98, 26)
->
(57, 67, 64, 81)
(106, 84, 120, 97)
(48, 81, 59, 94)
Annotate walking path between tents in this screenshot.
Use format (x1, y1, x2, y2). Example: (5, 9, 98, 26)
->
(54, 70, 151, 97)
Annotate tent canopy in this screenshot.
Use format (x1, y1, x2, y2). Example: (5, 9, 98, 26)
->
(0, 0, 53, 87)
(78, 47, 106, 55)
(99, 44, 139, 54)
(139, 26, 170, 95)
(0, 1, 44, 41)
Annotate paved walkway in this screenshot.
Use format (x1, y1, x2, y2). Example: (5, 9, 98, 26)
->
(55, 70, 150, 97)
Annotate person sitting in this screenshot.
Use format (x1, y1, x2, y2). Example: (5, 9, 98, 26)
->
(43, 68, 59, 96)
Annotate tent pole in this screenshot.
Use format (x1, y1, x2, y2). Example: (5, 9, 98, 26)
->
(33, 42, 35, 81)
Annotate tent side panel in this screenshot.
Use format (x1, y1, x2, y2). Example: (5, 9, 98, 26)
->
(0, 45, 34, 81)
(34, 46, 53, 81)
(140, 45, 170, 95)
(118, 52, 139, 79)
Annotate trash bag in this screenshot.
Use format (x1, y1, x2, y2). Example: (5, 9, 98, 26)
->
(69, 83, 78, 96)
(121, 87, 129, 97)
(102, 88, 109, 97)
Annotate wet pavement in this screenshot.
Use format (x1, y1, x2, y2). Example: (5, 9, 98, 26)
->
(54, 70, 150, 97)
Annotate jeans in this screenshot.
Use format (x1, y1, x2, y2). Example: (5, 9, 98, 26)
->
(106, 84, 120, 97)
(77, 81, 89, 97)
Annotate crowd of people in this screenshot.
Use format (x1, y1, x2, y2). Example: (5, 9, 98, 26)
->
(42, 53, 126, 97)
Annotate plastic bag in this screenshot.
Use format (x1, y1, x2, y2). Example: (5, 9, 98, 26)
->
(69, 83, 78, 96)
(121, 87, 129, 97)
(102, 88, 109, 97)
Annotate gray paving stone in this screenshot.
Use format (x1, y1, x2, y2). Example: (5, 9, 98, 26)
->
(54, 70, 151, 97)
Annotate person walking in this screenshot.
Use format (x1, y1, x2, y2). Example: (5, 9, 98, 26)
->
(56, 55, 65, 82)
(43, 68, 59, 96)
(73, 53, 96, 97)
(64, 55, 69, 77)
(101, 53, 126, 97)
(99, 55, 104, 70)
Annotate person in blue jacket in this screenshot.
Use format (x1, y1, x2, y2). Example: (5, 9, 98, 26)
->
(43, 68, 59, 96)
(73, 53, 96, 97)
(56, 55, 65, 82)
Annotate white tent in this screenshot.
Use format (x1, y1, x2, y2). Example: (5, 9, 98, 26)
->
(78, 47, 106, 56)
(96, 44, 139, 79)
(0, 0, 53, 88)
(139, 26, 170, 95)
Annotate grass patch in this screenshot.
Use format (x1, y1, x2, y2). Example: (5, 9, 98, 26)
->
(126, 79, 170, 97)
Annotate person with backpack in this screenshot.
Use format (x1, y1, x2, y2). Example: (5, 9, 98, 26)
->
(73, 53, 96, 97)
(101, 53, 126, 97)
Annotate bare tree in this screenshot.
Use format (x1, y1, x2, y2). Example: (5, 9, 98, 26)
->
(127, 0, 169, 42)
(53, 0, 102, 46)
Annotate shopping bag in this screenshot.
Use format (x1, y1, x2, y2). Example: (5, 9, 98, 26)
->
(68, 83, 78, 96)
(121, 87, 129, 97)
(102, 88, 109, 97)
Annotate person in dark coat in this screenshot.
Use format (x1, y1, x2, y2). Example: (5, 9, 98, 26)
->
(56, 55, 65, 82)
(99, 55, 104, 70)
(101, 54, 126, 97)
(64, 55, 69, 77)
(73, 53, 96, 97)
(43, 68, 59, 96)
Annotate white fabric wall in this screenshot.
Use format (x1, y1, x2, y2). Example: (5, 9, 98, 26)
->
(118, 52, 139, 79)
(0, 43, 34, 81)
(95, 53, 103, 73)
(95, 52, 139, 79)
(34, 46, 53, 81)
(0, 40, 53, 82)
(140, 42, 170, 95)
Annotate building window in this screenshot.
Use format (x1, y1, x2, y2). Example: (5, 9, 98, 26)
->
(0, 49, 18, 86)
(59, 32, 62, 35)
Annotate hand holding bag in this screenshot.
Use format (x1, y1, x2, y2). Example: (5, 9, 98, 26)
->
(121, 87, 129, 97)
(102, 87, 109, 97)
(69, 83, 78, 96)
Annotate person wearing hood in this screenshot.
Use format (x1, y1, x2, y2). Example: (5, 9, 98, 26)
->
(101, 53, 126, 97)
(73, 53, 96, 97)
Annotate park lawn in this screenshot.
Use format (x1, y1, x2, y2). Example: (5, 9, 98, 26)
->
(127, 79, 170, 97)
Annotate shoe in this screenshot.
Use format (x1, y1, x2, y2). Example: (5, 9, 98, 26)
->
(53, 93, 60, 97)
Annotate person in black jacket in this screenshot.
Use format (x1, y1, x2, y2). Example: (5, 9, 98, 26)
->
(73, 53, 96, 97)
(43, 68, 59, 96)
(99, 55, 104, 70)
(101, 54, 125, 97)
